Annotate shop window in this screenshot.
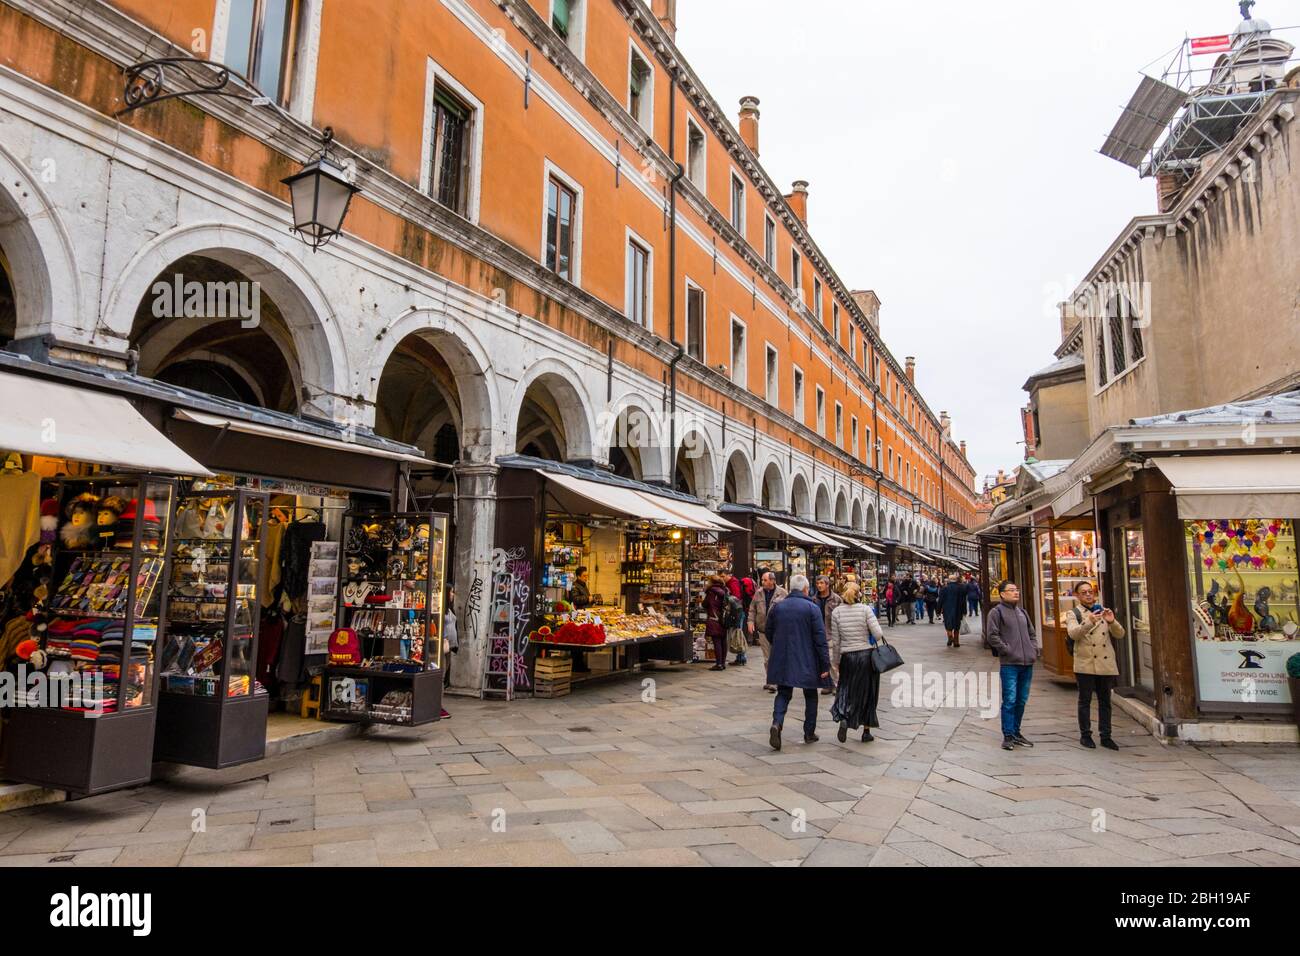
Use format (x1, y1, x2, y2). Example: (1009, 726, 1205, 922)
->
(730, 173, 745, 234)
(686, 282, 704, 361)
(544, 171, 579, 282)
(1037, 528, 1096, 633)
(1119, 526, 1154, 693)
(764, 214, 776, 268)
(625, 234, 651, 327)
(425, 80, 476, 218)
(730, 318, 747, 387)
(1184, 519, 1299, 709)
(765, 345, 779, 405)
(686, 116, 706, 191)
(224, 0, 300, 106)
(628, 44, 654, 134)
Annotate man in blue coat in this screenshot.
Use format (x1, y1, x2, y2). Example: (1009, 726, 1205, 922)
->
(764, 574, 831, 750)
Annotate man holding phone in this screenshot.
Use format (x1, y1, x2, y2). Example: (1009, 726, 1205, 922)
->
(1067, 581, 1126, 750)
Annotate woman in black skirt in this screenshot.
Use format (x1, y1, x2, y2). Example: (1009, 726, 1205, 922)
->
(829, 584, 886, 742)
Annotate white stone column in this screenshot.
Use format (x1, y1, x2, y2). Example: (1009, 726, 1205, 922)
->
(450, 461, 499, 695)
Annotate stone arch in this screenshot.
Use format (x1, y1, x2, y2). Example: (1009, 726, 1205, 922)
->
(600, 392, 668, 484)
(814, 482, 832, 523)
(790, 471, 812, 520)
(865, 502, 878, 536)
(851, 498, 864, 532)
(674, 425, 719, 501)
(509, 357, 596, 463)
(759, 459, 786, 511)
(0, 141, 82, 343)
(834, 490, 849, 527)
(887, 514, 897, 540)
(102, 221, 349, 419)
(722, 446, 757, 506)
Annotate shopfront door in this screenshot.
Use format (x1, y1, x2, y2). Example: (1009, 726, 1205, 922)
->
(1114, 524, 1155, 696)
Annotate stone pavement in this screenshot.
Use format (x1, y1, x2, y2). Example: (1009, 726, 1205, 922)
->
(2, 620, 1298, 867)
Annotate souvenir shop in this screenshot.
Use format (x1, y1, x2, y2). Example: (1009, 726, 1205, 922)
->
(0, 361, 445, 797)
(723, 506, 884, 602)
(491, 458, 746, 696)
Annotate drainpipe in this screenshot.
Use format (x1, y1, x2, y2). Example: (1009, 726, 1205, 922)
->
(666, 68, 686, 466)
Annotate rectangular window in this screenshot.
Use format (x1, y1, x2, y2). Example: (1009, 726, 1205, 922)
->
(625, 236, 650, 327)
(545, 173, 578, 281)
(686, 282, 704, 361)
(791, 249, 802, 301)
(834, 402, 843, 447)
(765, 346, 779, 405)
(628, 45, 653, 133)
(427, 84, 473, 216)
(226, 0, 300, 106)
(551, 0, 586, 56)
(764, 215, 776, 268)
(686, 117, 706, 190)
(730, 173, 745, 233)
(833, 301, 841, 341)
(815, 386, 826, 436)
(851, 416, 859, 456)
(730, 318, 747, 388)
(792, 366, 804, 424)
(848, 323, 856, 361)
(814, 279, 823, 324)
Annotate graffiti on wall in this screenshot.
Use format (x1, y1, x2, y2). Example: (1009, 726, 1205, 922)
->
(488, 547, 532, 691)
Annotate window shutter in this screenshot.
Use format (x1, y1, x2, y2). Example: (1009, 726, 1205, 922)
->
(552, 0, 570, 36)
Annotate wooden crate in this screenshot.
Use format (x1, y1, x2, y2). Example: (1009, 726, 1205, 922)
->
(535, 655, 573, 678)
(533, 676, 571, 698)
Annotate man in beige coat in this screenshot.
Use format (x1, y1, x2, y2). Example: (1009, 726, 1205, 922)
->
(749, 571, 787, 693)
(1066, 582, 1126, 750)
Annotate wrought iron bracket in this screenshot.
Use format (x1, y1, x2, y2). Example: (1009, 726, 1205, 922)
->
(117, 56, 265, 117)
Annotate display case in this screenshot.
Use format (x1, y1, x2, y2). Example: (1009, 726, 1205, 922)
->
(1, 475, 175, 796)
(1036, 523, 1097, 677)
(153, 489, 269, 768)
(322, 511, 448, 726)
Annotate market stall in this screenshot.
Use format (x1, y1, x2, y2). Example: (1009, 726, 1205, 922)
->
(1034, 516, 1098, 677)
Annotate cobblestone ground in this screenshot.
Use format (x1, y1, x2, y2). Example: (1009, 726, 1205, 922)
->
(2, 620, 1299, 866)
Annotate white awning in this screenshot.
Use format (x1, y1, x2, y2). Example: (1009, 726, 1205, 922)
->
(640, 495, 744, 531)
(756, 517, 821, 546)
(174, 408, 430, 465)
(0, 371, 211, 475)
(1150, 455, 1300, 518)
(541, 471, 722, 530)
(1050, 480, 1088, 518)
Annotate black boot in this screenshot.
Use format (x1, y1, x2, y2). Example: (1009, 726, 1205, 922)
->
(1100, 737, 1119, 750)
(769, 724, 782, 751)
(862, 729, 874, 742)
(837, 720, 847, 743)
(1080, 733, 1096, 749)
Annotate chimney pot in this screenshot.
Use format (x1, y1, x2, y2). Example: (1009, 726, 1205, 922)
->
(651, 0, 677, 41)
(959, 440, 968, 458)
(738, 96, 760, 156)
(785, 180, 809, 224)
(904, 356, 916, 382)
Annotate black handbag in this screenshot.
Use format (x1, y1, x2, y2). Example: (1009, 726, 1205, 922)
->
(871, 635, 904, 673)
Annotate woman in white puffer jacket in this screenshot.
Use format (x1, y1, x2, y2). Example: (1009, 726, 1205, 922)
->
(829, 584, 886, 743)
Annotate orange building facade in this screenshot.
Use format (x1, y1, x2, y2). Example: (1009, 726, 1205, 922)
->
(0, 0, 978, 684)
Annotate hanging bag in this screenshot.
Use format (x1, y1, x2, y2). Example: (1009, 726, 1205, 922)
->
(871, 633, 904, 673)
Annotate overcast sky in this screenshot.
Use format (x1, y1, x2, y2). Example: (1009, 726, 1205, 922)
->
(676, 0, 1293, 484)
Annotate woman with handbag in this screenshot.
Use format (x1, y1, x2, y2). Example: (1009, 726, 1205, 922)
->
(829, 584, 887, 743)
(703, 575, 731, 671)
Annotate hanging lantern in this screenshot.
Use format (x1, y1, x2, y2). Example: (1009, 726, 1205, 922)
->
(281, 127, 359, 251)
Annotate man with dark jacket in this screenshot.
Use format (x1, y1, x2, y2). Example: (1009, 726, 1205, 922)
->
(965, 576, 982, 617)
(813, 575, 844, 694)
(899, 574, 919, 624)
(985, 580, 1040, 751)
(765, 574, 831, 750)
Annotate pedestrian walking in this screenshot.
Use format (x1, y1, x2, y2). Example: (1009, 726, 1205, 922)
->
(884, 579, 897, 627)
(965, 575, 982, 617)
(733, 574, 757, 666)
(913, 575, 926, 622)
(703, 574, 731, 671)
(1068, 581, 1126, 750)
(985, 580, 1040, 751)
(440, 587, 457, 720)
(900, 573, 918, 624)
(938, 572, 965, 647)
(812, 575, 843, 694)
(829, 586, 885, 743)
(750, 570, 787, 693)
(764, 574, 832, 750)
(924, 577, 940, 624)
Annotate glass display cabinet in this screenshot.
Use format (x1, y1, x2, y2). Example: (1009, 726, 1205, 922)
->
(154, 489, 270, 768)
(1036, 522, 1098, 677)
(323, 511, 448, 726)
(1, 475, 175, 796)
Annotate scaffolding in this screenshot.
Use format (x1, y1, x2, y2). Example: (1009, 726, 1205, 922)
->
(1101, 14, 1297, 181)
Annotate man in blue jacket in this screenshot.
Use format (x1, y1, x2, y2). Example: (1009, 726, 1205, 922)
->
(764, 574, 832, 750)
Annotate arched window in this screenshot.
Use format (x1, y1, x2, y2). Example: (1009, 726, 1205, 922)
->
(1095, 317, 1109, 387)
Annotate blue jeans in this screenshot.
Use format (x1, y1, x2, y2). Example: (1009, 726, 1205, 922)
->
(734, 609, 748, 663)
(773, 686, 819, 736)
(914, 598, 925, 619)
(999, 664, 1033, 737)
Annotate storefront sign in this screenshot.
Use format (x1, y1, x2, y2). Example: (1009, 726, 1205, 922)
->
(1194, 640, 1295, 705)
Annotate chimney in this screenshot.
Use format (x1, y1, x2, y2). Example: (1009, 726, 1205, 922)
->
(852, 290, 881, 333)
(959, 440, 968, 459)
(1156, 172, 1183, 213)
(738, 96, 760, 155)
(784, 180, 809, 225)
(939, 410, 951, 437)
(904, 356, 915, 382)
(651, 0, 677, 41)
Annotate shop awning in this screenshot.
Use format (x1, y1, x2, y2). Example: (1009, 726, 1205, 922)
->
(540, 470, 728, 530)
(0, 371, 211, 475)
(1149, 455, 1300, 518)
(756, 517, 835, 547)
(174, 409, 432, 465)
(1050, 480, 1089, 518)
(637, 494, 744, 532)
(838, 535, 884, 555)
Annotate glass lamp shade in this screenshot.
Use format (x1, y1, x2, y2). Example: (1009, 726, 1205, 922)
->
(912, 500, 922, 514)
(281, 157, 359, 248)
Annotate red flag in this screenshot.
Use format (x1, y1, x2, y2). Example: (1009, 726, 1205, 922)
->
(1191, 35, 1233, 55)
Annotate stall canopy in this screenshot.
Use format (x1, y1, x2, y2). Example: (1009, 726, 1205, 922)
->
(540, 470, 741, 531)
(0, 370, 211, 476)
(174, 409, 431, 465)
(756, 517, 840, 548)
(1149, 455, 1300, 518)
